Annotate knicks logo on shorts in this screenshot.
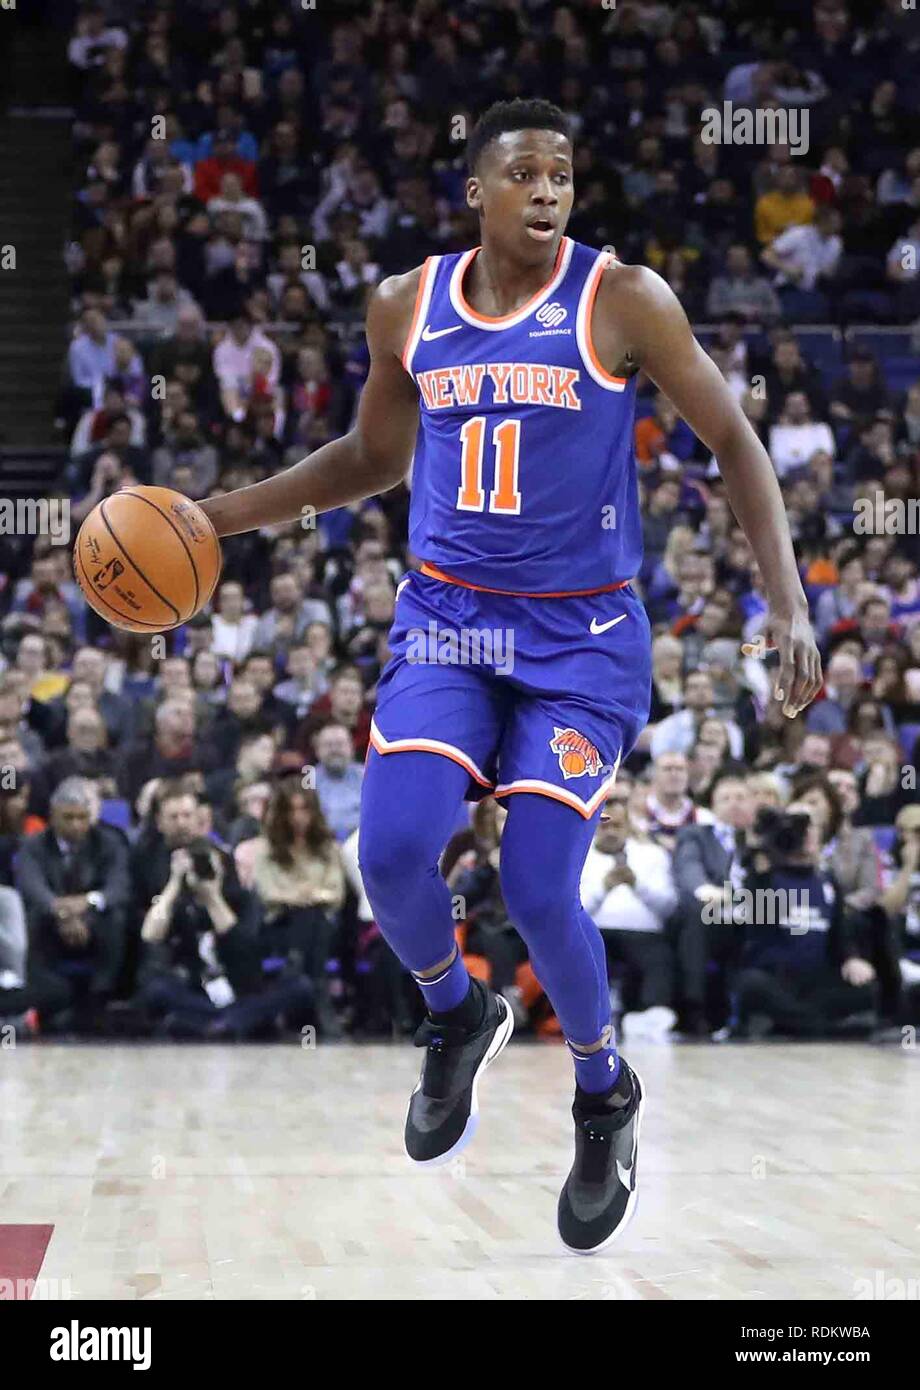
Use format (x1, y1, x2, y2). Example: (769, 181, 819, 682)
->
(549, 726, 602, 780)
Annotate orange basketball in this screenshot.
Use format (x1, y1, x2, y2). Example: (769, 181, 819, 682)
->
(561, 750, 586, 775)
(72, 485, 222, 633)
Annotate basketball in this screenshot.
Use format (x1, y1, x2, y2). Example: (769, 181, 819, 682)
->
(72, 485, 222, 633)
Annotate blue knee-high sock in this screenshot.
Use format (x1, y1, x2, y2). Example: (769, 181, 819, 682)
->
(500, 794, 620, 1092)
(358, 748, 473, 1013)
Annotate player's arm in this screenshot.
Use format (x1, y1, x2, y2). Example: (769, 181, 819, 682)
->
(598, 265, 822, 718)
(199, 273, 421, 538)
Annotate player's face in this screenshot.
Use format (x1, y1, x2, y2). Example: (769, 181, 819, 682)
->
(468, 129, 574, 262)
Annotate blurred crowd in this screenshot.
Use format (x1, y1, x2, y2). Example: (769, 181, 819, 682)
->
(0, 0, 919, 1042)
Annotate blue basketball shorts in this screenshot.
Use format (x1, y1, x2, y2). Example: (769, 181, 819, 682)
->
(368, 569, 652, 819)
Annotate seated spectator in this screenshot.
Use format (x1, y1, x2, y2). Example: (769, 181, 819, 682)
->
(131, 272, 200, 336)
(806, 651, 865, 735)
(673, 773, 755, 1033)
(642, 751, 712, 851)
(32, 707, 118, 818)
(15, 778, 130, 1032)
(207, 171, 269, 242)
(814, 548, 865, 643)
(768, 392, 836, 478)
(705, 242, 780, 323)
(634, 394, 694, 475)
(733, 800, 877, 1038)
(273, 642, 329, 723)
(151, 410, 218, 498)
(580, 790, 678, 1041)
(210, 677, 275, 763)
(71, 379, 146, 454)
(854, 733, 911, 826)
(309, 722, 363, 842)
(754, 166, 815, 245)
(0, 675, 52, 770)
(213, 311, 281, 424)
(761, 334, 827, 424)
(67, 307, 118, 410)
(829, 350, 894, 431)
(650, 669, 744, 761)
(761, 205, 842, 319)
(644, 634, 685, 732)
(210, 580, 259, 665)
(236, 783, 345, 1037)
(206, 731, 278, 829)
(119, 700, 217, 807)
(296, 664, 371, 760)
(193, 128, 258, 204)
(133, 783, 309, 1039)
(252, 572, 334, 655)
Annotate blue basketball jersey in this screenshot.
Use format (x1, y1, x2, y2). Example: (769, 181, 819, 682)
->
(402, 237, 642, 595)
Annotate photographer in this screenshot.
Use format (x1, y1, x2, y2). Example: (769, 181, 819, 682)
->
(132, 782, 311, 1039)
(733, 801, 878, 1038)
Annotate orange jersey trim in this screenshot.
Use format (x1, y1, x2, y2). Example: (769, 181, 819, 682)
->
(401, 257, 434, 372)
(584, 256, 628, 386)
(492, 782, 601, 820)
(455, 239, 567, 324)
(419, 560, 631, 600)
(368, 723, 494, 788)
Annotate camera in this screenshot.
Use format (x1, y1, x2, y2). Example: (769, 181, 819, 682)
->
(751, 806, 811, 863)
(188, 840, 216, 881)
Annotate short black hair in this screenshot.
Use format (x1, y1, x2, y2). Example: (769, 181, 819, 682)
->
(467, 99, 572, 174)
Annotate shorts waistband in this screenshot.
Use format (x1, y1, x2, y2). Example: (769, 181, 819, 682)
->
(418, 561, 633, 599)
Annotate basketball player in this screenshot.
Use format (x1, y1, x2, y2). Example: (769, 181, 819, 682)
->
(200, 100, 822, 1253)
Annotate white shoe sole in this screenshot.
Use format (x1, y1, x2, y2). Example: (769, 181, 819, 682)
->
(406, 994, 515, 1169)
(559, 1066, 647, 1256)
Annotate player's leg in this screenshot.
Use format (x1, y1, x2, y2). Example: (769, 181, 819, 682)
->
(492, 582, 652, 1252)
(499, 791, 644, 1253)
(358, 570, 517, 1165)
(359, 747, 515, 1166)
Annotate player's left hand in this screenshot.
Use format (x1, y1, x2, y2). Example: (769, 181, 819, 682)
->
(742, 608, 822, 719)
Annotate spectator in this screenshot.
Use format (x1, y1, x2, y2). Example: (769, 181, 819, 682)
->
(210, 581, 259, 665)
(733, 800, 877, 1038)
(673, 773, 755, 1033)
(762, 205, 843, 319)
(119, 700, 216, 808)
(243, 784, 345, 1037)
(251, 572, 334, 655)
(15, 778, 130, 1032)
(650, 670, 744, 761)
(768, 391, 836, 478)
(310, 723, 364, 842)
(580, 791, 678, 1041)
(134, 783, 309, 1039)
(754, 165, 815, 245)
(296, 665, 371, 759)
(705, 243, 781, 323)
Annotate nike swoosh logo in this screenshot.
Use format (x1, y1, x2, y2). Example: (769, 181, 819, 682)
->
(421, 323, 463, 341)
(616, 1158, 636, 1190)
(589, 614, 628, 635)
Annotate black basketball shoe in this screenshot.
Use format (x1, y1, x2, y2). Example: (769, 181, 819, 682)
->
(405, 978, 514, 1166)
(557, 1059, 645, 1254)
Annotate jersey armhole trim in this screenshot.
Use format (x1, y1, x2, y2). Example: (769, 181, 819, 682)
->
(401, 256, 439, 377)
(576, 251, 628, 392)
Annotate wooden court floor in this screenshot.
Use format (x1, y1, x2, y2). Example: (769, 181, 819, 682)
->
(1, 1039, 917, 1300)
